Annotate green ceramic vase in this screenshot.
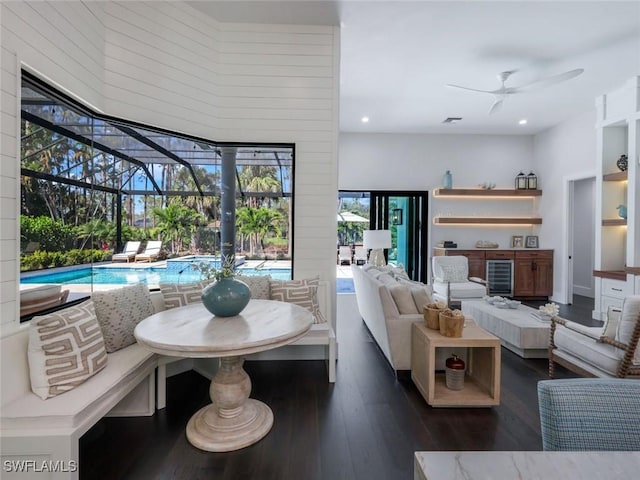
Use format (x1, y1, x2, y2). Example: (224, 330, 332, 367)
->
(201, 277, 251, 317)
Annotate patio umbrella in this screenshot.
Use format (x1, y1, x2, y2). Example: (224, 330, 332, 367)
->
(337, 212, 369, 223)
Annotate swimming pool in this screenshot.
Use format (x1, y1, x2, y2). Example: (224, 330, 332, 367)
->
(21, 265, 292, 285)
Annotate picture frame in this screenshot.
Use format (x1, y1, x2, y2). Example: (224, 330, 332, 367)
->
(525, 235, 539, 248)
(511, 235, 524, 248)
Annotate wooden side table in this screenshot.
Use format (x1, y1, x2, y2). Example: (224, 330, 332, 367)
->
(411, 321, 501, 407)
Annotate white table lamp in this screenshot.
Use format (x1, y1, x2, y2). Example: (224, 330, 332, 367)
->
(363, 230, 392, 267)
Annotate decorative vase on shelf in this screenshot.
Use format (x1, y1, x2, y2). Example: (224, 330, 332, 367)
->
(617, 154, 628, 172)
(201, 277, 251, 317)
(442, 170, 453, 189)
(617, 205, 627, 220)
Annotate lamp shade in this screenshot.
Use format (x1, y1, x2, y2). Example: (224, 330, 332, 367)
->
(363, 230, 392, 249)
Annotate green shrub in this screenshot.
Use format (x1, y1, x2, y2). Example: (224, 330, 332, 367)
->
(20, 249, 111, 272)
(21, 215, 75, 252)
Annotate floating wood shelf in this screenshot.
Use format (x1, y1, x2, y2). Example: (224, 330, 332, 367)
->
(602, 219, 627, 226)
(603, 171, 628, 182)
(434, 217, 542, 225)
(433, 188, 542, 197)
(593, 270, 627, 281)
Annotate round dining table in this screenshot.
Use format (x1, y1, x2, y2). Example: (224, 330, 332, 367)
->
(134, 299, 313, 452)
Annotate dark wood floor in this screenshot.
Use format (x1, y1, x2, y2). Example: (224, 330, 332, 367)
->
(80, 295, 592, 479)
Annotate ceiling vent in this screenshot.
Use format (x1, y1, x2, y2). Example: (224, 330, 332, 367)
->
(443, 117, 462, 124)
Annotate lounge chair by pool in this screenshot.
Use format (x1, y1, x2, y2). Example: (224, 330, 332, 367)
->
(135, 241, 162, 263)
(111, 241, 141, 263)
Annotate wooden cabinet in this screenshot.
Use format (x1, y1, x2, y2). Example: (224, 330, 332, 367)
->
(513, 250, 553, 298)
(434, 248, 552, 298)
(460, 250, 486, 279)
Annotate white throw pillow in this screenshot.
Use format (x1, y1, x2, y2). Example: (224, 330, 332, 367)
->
(28, 299, 107, 400)
(376, 273, 397, 285)
(93, 283, 155, 353)
(159, 281, 208, 310)
(235, 275, 271, 300)
(440, 264, 468, 283)
(410, 285, 434, 312)
(603, 306, 621, 338)
(270, 278, 326, 324)
(388, 284, 419, 314)
(396, 277, 434, 311)
(615, 296, 640, 365)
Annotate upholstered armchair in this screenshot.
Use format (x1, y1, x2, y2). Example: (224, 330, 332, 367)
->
(431, 255, 487, 307)
(549, 295, 640, 378)
(538, 378, 640, 450)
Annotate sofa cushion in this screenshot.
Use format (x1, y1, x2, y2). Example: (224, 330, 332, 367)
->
(433, 281, 486, 299)
(20, 284, 62, 303)
(270, 278, 326, 324)
(3, 343, 154, 429)
(379, 264, 410, 280)
(159, 281, 208, 309)
(388, 284, 419, 314)
(376, 272, 397, 285)
(28, 300, 107, 400)
(93, 283, 155, 353)
(440, 264, 468, 282)
(615, 296, 640, 365)
(396, 278, 434, 311)
(555, 324, 623, 376)
(235, 275, 271, 299)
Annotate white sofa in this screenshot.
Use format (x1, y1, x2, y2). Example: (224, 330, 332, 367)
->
(351, 264, 432, 371)
(549, 295, 640, 378)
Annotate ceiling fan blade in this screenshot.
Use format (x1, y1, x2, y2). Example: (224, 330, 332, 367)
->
(488, 98, 503, 115)
(511, 68, 584, 93)
(446, 84, 493, 94)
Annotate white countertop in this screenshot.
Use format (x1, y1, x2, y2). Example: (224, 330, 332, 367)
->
(414, 451, 640, 480)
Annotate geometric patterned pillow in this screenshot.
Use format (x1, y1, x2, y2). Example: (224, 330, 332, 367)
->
(28, 299, 107, 399)
(159, 281, 208, 310)
(235, 275, 271, 300)
(92, 283, 155, 353)
(269, 278, 326, 324)
(440, 264, 468, 282)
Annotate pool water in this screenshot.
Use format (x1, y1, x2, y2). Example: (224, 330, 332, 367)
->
(21, 266, 291, 285)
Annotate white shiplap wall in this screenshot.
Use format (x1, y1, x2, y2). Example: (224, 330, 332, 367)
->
(0, 1, 106, 332)
(0, 1, 339, 334)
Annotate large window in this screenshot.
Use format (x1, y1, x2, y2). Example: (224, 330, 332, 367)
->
(20, 71, 294, 316)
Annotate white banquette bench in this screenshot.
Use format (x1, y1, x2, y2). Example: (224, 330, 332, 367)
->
(1, 280, 333, 479)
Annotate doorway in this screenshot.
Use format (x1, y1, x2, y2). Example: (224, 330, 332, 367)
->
(567, 176, 596, 302)
(371, 191, 428, 283)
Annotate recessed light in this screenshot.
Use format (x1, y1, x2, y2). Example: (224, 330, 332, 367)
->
(361, 116, 369, 123)
(519, 119, 528, 125)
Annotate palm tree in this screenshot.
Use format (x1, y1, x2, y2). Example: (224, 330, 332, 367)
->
(152, 203, 204, 254)
(236, 206, 282, 256)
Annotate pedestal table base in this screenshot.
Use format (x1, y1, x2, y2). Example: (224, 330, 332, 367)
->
(186, 356, 273, 452)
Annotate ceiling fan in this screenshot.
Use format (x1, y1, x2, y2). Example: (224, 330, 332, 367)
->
(446, 68, 584, 115)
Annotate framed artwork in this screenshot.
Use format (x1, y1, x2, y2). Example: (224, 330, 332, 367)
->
(511, 235, 524, 248)
(525, 235, 539, 248)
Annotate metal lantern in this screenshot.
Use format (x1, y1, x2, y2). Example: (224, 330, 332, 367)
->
(515, 172, 527, 189)
(526, 172, 538, 190)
